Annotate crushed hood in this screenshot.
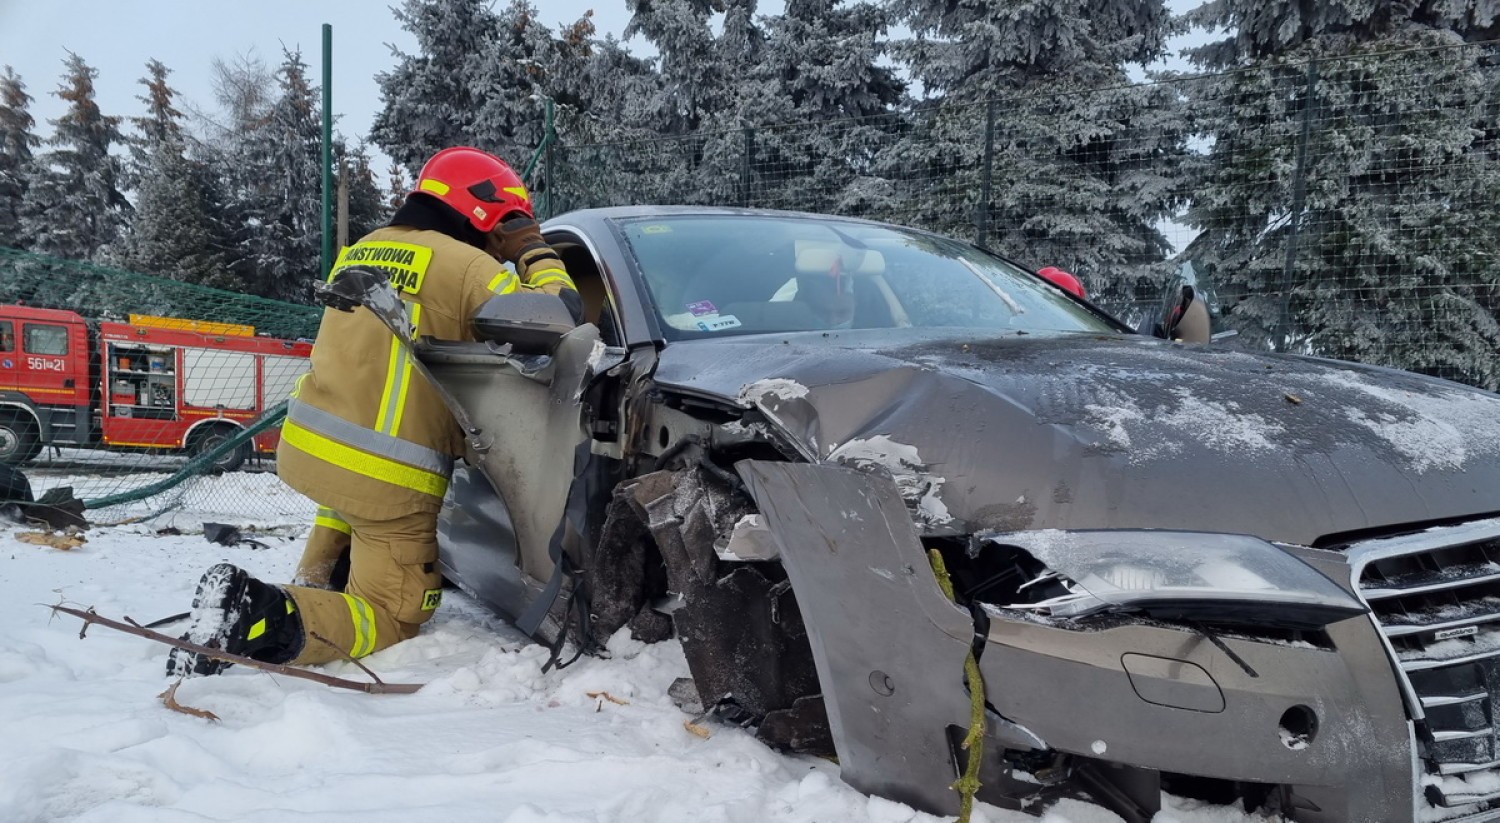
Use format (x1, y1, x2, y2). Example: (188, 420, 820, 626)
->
(653, 330, 1500, 546)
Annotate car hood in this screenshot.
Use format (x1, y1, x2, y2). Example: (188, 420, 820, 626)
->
(653, 330, 1500, 546)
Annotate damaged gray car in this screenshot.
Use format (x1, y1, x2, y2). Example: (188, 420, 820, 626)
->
(392, 206, 1500, 822)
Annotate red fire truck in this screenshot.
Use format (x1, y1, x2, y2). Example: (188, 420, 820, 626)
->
(0, 305, 313, 470)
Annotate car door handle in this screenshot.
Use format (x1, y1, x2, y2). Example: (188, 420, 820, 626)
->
(64, 378, 75, 388)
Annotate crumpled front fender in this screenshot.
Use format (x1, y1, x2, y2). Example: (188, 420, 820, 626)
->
(737, 460, 977, 815)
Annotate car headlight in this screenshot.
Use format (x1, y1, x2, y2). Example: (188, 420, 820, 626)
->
(979, 530, 1367, 630)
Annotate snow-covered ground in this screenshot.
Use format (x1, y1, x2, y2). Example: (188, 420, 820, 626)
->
(0, 477, 1267, 823)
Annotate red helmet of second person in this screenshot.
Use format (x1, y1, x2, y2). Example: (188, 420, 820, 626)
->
(1037, 266, 1086, 299)
(411, 147, 532, 232)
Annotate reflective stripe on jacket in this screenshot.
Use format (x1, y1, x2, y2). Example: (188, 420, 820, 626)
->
(277, 225, 570, 520)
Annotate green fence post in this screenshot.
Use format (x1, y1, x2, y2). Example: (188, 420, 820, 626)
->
(320, 23, 334, 278)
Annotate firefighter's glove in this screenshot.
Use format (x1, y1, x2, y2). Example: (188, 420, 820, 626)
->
(487, 215, 550, 267)
(489, 215, 573, 289)
(487, 215, 579, 321)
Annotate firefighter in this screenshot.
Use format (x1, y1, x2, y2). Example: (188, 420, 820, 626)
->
(168, 146, 580, 677)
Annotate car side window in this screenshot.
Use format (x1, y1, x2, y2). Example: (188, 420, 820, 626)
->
(0, 321, 13, 352)
(546, 232, 622, 347)
(24, 324, 68, 356)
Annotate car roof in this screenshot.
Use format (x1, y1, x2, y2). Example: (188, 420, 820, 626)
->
(550, 204, 903, 230)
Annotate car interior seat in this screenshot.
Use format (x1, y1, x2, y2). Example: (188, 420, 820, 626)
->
(789, 242, 894, 329)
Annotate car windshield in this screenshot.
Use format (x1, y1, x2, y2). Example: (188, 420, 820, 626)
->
(618, 214, 1119, 340)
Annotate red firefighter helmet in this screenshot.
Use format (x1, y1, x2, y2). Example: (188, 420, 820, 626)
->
(1037, 266, 1086, 299)
(411, 147, 531, 232)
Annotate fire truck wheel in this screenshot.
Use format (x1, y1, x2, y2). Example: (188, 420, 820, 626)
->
(191, 425, 249, 472)
(0, 415, 41, 465)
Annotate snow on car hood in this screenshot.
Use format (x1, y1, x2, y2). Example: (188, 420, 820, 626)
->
(653, 329, 1500, 545)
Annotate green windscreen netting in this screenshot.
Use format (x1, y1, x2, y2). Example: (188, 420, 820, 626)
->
(0, 247, 323, 528)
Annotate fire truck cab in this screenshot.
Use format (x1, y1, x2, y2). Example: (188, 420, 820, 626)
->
(0, 305, 312, 469)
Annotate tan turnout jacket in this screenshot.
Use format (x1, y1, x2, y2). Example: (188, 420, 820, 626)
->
(278, 225, 574, 521)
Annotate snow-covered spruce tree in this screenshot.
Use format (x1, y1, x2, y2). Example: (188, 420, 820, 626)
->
(108, 60, 235, 290)
(338, 141, 389, 242)
(464, 1, 591, 173)
(0, 67, 39, 249)
(541, 13, 661, 214)
(611, 0, 768, 206)
(372, 0, 501, 172)
(131, 60, 183, 151)
(549, 13, 657, 143)
(20, 53, 132, 262)
(544, 26, 672, 212)
(889, 0, 1186, 306)
(385, 160, 410, 212)
(741, 0, 904, 216)
(375, 0, 615, 205)
(1180, 1, 1500, 388)
(228, 50, 324, 303)
(625, 0, 735, 136)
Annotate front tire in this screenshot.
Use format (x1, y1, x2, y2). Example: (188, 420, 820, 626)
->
(0, 414, 42, 464)
(190, 425, 249, 472)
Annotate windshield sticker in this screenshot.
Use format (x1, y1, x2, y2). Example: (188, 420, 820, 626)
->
(640, 224, 672, 234)
(686, 300, 718, 316)
(696, 314, 742, 332)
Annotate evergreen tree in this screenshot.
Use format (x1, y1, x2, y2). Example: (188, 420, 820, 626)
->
(465, 0, 577, 168)
(233, 49, 325, 303)
(548, 13, 657, 142)
(624, 0, 736, 136)
(20, 53, 132, 260)
(339, 141, 388, 242)
(1180, 1, 1500, 387)
(889, 0, 1185, 306)
(371, 0, 503, 171)
(545, 17, 666, 213)
(110, 60, 234, 289)
(0, 67, 38, 248)
(742, 0, 904, 214)
(608, 0, 770, 206)
(373, 0, 599, 178)
(132, 59, 184, 149)
(386, 160, 410, 212)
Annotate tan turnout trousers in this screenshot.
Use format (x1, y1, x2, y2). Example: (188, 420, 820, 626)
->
(292, 507, 352, 589)
(284, 509, 442, 665)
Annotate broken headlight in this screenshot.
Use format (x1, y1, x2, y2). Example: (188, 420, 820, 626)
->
(979, 530, 1367, 630)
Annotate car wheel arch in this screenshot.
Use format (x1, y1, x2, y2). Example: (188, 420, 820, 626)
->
(576, 401, 834, 753)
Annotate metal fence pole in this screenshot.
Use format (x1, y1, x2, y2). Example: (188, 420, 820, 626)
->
(742, 127, 756, 208)
(1277, 59, 1319, 353)
(543, 98, 556, 219)
(319, 23, 333, 278)
(977, 101, 997, 250)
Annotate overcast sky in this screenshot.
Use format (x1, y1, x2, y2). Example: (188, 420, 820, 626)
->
(1, 0, 1198, 158)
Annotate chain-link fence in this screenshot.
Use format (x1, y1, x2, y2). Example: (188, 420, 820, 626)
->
(548, 39, 1500, 390)
(0, 247, 321, 528)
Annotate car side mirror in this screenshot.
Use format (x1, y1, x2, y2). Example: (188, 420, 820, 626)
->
(472, 291, 578, 355)
(1153, 284, 1212, 344)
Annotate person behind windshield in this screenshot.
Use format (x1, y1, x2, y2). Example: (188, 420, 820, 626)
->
(794, 261, 856, 329)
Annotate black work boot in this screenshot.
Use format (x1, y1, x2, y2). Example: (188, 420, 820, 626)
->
(166, 563, 305, 678)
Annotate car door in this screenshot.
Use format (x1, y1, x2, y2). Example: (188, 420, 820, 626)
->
(428, 229, 626, 634)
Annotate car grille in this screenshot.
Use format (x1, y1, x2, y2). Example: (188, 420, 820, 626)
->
(1351, 518, 1500, 816)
